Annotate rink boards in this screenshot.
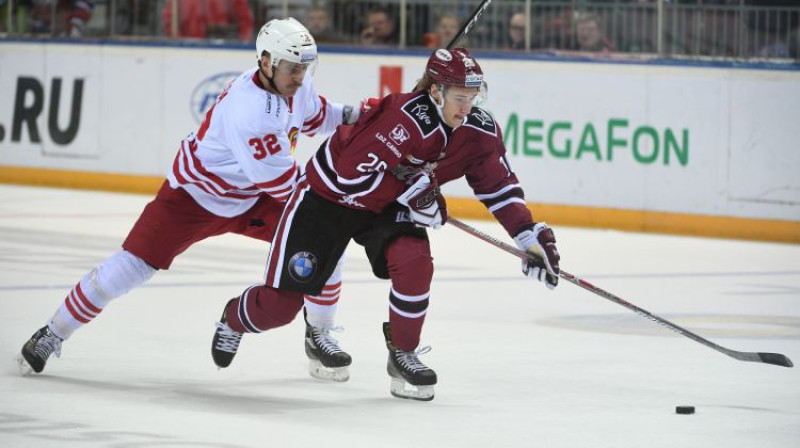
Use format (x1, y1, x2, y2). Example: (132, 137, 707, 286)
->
(0, 40, 798, 242)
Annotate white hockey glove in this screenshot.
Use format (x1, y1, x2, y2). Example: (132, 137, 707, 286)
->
(397, 173, 447, 229)
(513, 222, 561, 289)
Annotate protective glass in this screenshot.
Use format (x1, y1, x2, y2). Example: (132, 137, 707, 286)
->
(443, 82, 489, 108)
(274, 59, 318, 77)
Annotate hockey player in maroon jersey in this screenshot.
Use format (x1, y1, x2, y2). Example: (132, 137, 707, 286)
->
(18, 18, 359, 380)
(211, 48, 561, 401)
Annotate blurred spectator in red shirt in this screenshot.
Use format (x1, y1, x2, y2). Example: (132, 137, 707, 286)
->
(23, 0, 94, 36)
(163, 0, 254, 41)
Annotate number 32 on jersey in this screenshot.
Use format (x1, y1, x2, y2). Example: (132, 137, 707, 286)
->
(249, 135, 282, 160)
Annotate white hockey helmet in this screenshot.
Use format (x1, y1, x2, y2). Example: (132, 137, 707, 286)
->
(256, 18, 317, 72)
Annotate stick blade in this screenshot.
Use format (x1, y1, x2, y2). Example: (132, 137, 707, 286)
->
(758, 352, 793, 368)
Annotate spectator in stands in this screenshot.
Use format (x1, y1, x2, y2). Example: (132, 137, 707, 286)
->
(574, 13, 615, 53)
(23, 0, 94, 36)
(305, 5, 347, 44)
(424, 13, 460, 48)
(506, 11, 527, 50)
(360, 6, 397, 46)
(163, 0, 254, 41)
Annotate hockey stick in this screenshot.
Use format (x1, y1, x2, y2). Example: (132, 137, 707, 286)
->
(446, 217, 794, 368)
(446, 0, 494, 49)
(413, 0, 493, 91)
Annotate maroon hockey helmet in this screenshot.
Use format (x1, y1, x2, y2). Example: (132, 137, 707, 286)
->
(425, 48, 484, 88)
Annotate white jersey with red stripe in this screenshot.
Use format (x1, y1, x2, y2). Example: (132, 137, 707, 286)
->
(167, 66, 345, 217)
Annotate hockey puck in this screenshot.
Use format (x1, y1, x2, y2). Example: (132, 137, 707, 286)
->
(676, 406, 695, 415)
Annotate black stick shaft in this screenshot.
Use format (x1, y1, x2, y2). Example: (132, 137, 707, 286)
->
(446, 217, 793, 368)
(446, 0, 494, 49)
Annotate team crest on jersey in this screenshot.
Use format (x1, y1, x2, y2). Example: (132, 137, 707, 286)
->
(389, 124, 410, 145)
(289, 127, 299, 155)
(288, 252, 317, 283)
(401, 96, 438, 137)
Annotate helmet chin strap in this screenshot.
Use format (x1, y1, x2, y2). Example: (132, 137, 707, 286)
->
(259, 61, 286, 97)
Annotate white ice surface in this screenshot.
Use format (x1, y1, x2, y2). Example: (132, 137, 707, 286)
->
(1, 185, 798, 448)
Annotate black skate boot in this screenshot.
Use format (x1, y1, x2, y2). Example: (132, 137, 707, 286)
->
(304, 309, 351, 382)
(18, 326, 63, 375)
(211, 299, 243, 369)
(382, 322, 437, 401)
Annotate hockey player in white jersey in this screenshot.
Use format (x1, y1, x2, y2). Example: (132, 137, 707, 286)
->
(18, 18, 356, 381)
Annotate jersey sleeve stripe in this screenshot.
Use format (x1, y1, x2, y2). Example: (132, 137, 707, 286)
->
(311, 141, 381, 195)
(187, 141, 241, 191)
(176, 144, 254, 199)
(302, 95, 328, 132)
(178, 147, 223, 197)
(253, 163, 298, 191)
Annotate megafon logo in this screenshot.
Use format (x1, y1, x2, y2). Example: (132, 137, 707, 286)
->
(190, 72, 238, 124)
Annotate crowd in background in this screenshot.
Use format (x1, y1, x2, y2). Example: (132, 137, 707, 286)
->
(1, 0, 798, 60)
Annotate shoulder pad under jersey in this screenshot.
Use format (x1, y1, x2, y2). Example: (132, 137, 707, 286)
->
(400, 95, 440, 138)
(464, 107, 497, 136)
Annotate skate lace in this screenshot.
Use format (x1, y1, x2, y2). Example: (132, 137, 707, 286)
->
(396, 345, 431, 372)
(214, 322, 242, 353)
(35, 332, 62, 360)
(313, 326, 345, 355)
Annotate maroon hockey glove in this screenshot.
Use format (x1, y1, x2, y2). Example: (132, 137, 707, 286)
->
(397, 173, 448, 229)
(513, 222, 560, 289)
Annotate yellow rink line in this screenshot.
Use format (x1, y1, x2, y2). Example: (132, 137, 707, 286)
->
(2, 165, 798, 244)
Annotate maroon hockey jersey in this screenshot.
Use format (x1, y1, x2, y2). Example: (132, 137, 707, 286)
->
(305, 91, 534, 237)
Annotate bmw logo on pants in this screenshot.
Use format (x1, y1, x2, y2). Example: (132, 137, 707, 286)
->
(288, 251, 317, 283)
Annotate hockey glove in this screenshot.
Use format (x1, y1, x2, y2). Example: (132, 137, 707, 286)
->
(397, 173, 447, 229)
(342, 104, 360, 125)
(361, 96, 381, 114)
(513, 222, 561, 289)
(343, 97, 382, 125)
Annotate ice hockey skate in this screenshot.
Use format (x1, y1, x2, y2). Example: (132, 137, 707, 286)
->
(17, 325, 63, 376)
(382, 322, 437, 401)
(211, 299, 243, 369)
(304, 309, 352, 382)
